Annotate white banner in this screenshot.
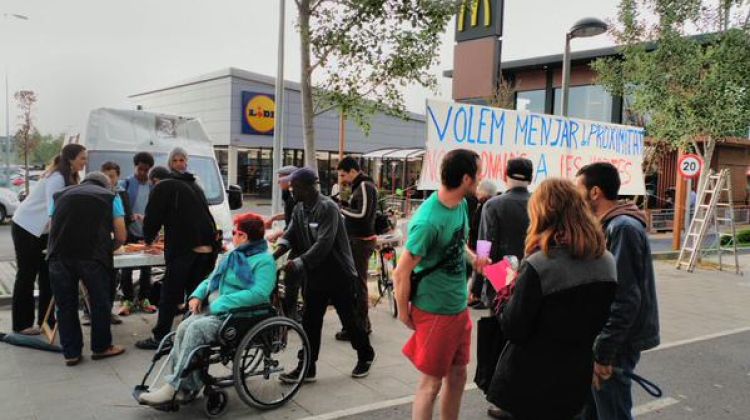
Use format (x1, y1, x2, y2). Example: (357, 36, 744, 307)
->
(419, 99, 646, 195)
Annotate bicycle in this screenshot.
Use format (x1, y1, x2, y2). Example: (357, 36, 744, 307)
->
(373, 227, 402, 318)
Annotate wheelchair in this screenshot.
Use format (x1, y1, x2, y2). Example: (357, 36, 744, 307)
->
(132, 300, 311, 418)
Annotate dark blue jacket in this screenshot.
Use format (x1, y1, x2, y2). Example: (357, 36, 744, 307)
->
(593, 203, 660, 364)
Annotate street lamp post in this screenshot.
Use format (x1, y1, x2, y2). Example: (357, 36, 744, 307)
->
(271, 1, 286, 217)
(561, 17, 608, 117)
(3, 13, 29, 185)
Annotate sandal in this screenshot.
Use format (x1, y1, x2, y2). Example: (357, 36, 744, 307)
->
(18, 326, 41, 336)
(92, 345, 125, 360)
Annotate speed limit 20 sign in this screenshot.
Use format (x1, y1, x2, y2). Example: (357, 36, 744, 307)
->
(678, 154, 703, 179)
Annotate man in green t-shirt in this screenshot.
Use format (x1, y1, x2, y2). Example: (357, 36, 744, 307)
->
(394, 149, 490, 420)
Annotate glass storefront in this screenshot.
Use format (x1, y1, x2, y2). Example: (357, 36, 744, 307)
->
(553, 85, 614, 122)
(220, 148, 362, 198)
(516, 89, 546, 114)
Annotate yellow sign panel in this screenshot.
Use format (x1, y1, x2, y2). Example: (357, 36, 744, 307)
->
(244, 94, 275, 134)
(458, 0, 492, 32)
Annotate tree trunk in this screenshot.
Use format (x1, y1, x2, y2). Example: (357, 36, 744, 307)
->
(23, 137, 29, 195)
(298, 0, 318, 171)
(696, 137, 716, 198)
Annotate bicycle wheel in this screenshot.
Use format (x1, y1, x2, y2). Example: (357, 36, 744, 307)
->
(383, 255, 398, 318)
(233, 317, 310, 410)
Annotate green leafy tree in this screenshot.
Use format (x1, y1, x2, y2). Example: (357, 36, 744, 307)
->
(592, 0, 750, 192)
(295, 0, 458, 169)
(24, 133, 64, 166)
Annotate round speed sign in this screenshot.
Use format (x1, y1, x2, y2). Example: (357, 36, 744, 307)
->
(678, 154, 703, 179)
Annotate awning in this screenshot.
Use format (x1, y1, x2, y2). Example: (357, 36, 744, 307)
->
(362, 148, 401, 159)
(362, 147, 424, 160)
(383, 148, 425, 160)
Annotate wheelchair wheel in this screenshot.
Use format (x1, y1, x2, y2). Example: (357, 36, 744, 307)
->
(203, 389, 228, 418)
(233, 316, 310, 410)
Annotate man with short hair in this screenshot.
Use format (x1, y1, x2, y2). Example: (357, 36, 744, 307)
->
(394, 149, 489, 420)
(264, 165, 301, 320)
(265, 165, 299, 232)
(48, 171, 128, 366)
(476, 158, 533, 309)
(117, 152, 157, 315)
(135, 152, 218, 350)
(275, 167, 376, 382)
(576, 162, 660, 420)
(335, 156, 378, 340)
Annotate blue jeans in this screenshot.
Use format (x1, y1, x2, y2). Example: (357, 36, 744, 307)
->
(165, 314, 223, 392)
(49, 258, 113, 359)
(581, 348, 642, 420)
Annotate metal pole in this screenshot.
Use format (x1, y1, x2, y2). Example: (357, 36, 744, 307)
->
(684, 178, 692, 234)
(271, 0, 286, 217)
(4, 71, 9, 185)
(561, 33, 572, 117)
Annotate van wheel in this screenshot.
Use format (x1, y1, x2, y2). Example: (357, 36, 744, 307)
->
(0, 205, 7, 224)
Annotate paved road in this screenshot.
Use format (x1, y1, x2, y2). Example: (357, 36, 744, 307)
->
(337, 331, 750, 420)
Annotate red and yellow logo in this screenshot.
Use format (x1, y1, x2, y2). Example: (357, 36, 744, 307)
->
(245, 95, 275, 134)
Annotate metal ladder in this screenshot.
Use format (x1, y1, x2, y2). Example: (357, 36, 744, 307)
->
(675, 169, 741, 274)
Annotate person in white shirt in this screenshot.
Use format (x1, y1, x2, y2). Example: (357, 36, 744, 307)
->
(10, 143, 87, 335)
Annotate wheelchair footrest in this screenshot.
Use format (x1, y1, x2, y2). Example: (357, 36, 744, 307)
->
(132, 385, 180, 412)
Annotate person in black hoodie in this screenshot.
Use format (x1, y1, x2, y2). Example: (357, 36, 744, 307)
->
(487, 179, 617, 420)
(135, 148, 219, 350)
(576, 162, 660, 420)
(275, 167, 376, 382)
(334, 156, 379, 340)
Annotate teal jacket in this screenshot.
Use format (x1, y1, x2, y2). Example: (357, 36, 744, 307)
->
(190, 240, 276, 315)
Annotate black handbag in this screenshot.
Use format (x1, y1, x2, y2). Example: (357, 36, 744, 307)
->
(473, 315, 506, 393)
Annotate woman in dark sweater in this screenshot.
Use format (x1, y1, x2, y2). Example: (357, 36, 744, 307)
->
(487, 179, 617, 420)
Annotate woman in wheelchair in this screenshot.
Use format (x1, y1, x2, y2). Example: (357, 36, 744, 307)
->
(138, 213, 276, 406)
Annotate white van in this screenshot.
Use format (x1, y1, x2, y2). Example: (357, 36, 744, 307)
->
(83, 108, 242, 246)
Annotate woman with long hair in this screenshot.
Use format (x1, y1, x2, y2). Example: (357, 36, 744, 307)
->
(10, 143, 86, 335)
(487, 178, 617, 420)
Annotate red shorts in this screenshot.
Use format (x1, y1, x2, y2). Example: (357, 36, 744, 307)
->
(402, 306, 472, 378)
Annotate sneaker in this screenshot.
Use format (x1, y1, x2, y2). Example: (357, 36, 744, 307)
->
(351, 355, 376, 378)
(280, 363, 316, 384)
(135, 337, 160, 350)
(139, 299, 157, 314)
(118, 300, 134, 316)
(111, 314, 123, 325)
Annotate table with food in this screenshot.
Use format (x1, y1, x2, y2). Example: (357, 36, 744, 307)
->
(113, 242, 165, 269)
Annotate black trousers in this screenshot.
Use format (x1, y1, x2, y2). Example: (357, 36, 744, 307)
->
(152, 252, 216, 340)
(11, 222, 52, 332)
(303, 280, 374, 365)
(281, 267, 302, 322)
(348, 238, 375, 332)
(49, 258, 113, 359)
(119, 233, 152, 301)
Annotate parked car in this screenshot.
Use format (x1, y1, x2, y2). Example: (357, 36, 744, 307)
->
(0, 187, 20, 223)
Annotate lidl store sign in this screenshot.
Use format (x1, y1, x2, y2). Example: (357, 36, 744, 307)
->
(242, 92, 275, 135)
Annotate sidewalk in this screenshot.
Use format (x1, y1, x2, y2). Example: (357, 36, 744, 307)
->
(1, 256, 750, 419)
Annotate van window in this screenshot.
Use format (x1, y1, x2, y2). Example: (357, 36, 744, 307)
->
(87, 151, 225, 205)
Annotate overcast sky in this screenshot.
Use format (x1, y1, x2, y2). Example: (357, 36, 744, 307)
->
(0, 0, 620, 136)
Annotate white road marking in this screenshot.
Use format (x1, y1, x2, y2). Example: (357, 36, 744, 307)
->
(646, 326, 750, 352)
(299, 384, 477, 420)
(300, 327, 750, 420)
(633, 397, 681, 416)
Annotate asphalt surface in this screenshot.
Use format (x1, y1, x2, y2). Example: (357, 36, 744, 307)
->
(0, 223, 13, 260)
(338, 331, 750, 420)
